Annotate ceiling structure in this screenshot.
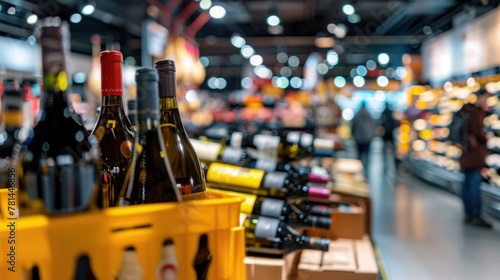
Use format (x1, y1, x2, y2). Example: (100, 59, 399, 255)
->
(1, 0, 499, 84)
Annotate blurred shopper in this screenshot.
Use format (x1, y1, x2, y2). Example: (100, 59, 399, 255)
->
(458, 89, 492, 228)
(380, 103, 399, 172)
(351, 103, 377, 174)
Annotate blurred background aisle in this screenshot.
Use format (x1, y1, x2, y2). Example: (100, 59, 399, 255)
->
(365, 140, 500, 280)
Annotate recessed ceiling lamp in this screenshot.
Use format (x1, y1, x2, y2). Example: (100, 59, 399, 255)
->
(267, 15, 280, 26)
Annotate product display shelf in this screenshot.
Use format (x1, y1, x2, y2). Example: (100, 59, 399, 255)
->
(481, 182, 500, 221)
(405, 155, 464, 195)
(0, 190, 246, 280)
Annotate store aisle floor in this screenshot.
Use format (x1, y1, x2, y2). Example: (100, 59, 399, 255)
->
(368, 143, 500, 280)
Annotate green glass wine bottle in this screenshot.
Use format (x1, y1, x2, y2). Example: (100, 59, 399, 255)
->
(118, 68, 181, 205)
(155, 59, 207, 200)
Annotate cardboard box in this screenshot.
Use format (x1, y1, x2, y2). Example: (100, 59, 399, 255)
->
(305, 197, 366, 239)
(297, 239, 378, 280)
(245, 252, 297, 280)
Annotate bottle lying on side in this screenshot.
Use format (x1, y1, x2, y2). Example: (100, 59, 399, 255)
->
(209, 188, 332, 229)
(243, 215, 331, 255)
(201, 126, 336, 161)
(202, 162, 332, 200)
(190, 139, 330, 184)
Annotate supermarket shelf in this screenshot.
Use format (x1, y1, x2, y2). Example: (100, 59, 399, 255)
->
(481, 182, 500, 221)
(404, 156, 464, 195)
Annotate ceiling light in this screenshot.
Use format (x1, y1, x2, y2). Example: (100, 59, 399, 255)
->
(200, 56, 209, 67)
(353, 76, 365, 87)
(255, 66, 272, 79)
(348, 14, 361, 24)
(207, 77, 217, 89)
(317, 63, 328, 75)
(70, 13, 82, 23)
(334, 76, 346, 88)
(277, 52, 288, 63)
(200, 0, 212, 10)
(315, 37, 335, 48)
(241, 45, 255, 58)
(242, 77, 253, 89)
(7, 7, 15, 15)
(231, 35, 246, 48)
(82, 4, 95, 15)
(267, 15, 280, 26)
(327, 51, 339, 65)
(423, 26, 432, 35)
(378, 53, 390, 65)
(250, 55, 263, 66)
(216, 78, 227, 89)
(396, 67, 407, 79)
(280, 67, 292, 77)
(386, 68, 395, 78)
(342, 108, 354, 121)
(366, 60, 377, 71)
(277, 77, 289, 89)
(27, 14, 38, 25)
(327, 23, 337, 34)
(185, 90, 198, 102)
(350, 69, 357, 78)
(290, 77, 302, 89)
(288, 56, 300, 67)
(334, 24, 347, 38)
(209, 5, 226, 19)
(356, 65, 368, 76)
(342, 4, 355, 15)
(377, 76, 389, 87)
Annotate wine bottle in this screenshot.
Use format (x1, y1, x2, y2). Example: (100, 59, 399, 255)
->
(202, 128, 335, 161)
(127, 99, 137, 128)
(243, 215, 330, 255)
(155, 60, 207, 200)
(19, 18, 100, 214)
(209, 189, 331, 229)
(73, 255, 97, 280)
(91, 51, 135, 208)
(190, 139, 329, 184)
(293, 199, 335, 217)
(0, 80, 23, 189)
(156, 239, 179, 280)
(118, 68, 181, 206)
(193, 234, 211, 280)
(116, 247, 144, 280)
(203, 163, 331, 199)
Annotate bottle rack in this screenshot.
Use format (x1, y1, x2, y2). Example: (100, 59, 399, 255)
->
(0, 190, 246, 280)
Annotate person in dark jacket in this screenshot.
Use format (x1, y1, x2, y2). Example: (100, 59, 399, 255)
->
(380, 103, 399, 172)
(351, 103, 377, 174)
(459, 89, 492, 228)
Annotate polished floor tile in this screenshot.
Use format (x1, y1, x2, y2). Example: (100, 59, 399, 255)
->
(368, 145, 500, 280)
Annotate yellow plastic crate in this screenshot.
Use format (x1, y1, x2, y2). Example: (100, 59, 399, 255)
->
(0, 189, 246, 280)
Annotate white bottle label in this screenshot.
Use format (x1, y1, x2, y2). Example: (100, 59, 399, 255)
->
(190, 139, 222, 162)
(260, 198, 285, 218)
(156, 243, 179, 280)
(117, 250, 144, 280)
(253, 134, 280, 158)
(300, 134, 314, 148)
(286, 132, 301, 144)
(313, 138, 335, 151)
(221, 147, 243, 164)
(262, 172, 288, 189)
(255, 158, 278, 172)
(254, 217, 280, 238)
(230, 132, 243, 148)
